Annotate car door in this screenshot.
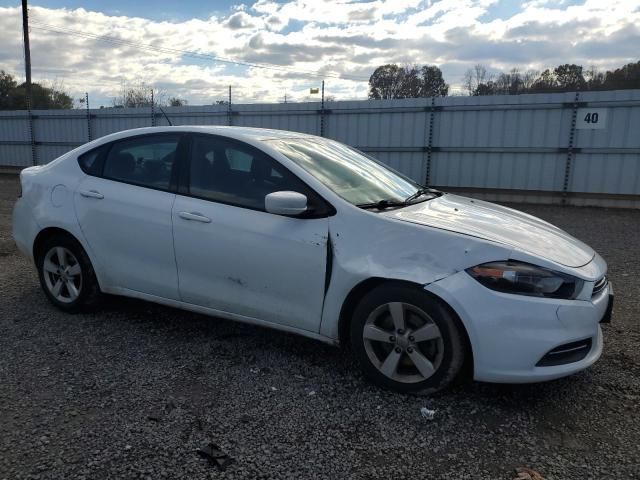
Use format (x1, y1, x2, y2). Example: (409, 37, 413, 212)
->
(171, 134, 331, 332)
(74, 133, 184, 300)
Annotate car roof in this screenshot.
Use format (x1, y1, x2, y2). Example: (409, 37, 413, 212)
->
(108, 125, 321, 143)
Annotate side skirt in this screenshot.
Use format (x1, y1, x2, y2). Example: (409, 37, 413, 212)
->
(103, 286, 339, 346)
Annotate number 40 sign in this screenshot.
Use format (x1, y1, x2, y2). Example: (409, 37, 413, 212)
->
(576, 108, 608, 130)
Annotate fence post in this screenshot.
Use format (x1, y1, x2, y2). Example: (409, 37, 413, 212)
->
(228, 85, 232, 126)
(26, 100, 37, 166)
(320, 80, 325, 137)
(150, 89, 156, 127)
(424, 96, 436, 186)
(85, 92, 92, 141)
(563, 91, 580, 202)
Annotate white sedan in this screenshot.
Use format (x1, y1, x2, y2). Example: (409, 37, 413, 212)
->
(12, 126, 613, 393)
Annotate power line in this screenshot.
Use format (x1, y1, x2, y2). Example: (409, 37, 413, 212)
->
(28, 20, 369, 82)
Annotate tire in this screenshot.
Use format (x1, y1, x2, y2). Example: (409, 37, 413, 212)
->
(350, 284, 465, 395)
(36, 234, 102, 313)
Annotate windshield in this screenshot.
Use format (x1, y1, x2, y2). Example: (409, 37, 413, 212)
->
(266, 137, 423, 206)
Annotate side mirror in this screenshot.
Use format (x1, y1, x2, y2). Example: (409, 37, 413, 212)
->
(265, 191, 308, 216)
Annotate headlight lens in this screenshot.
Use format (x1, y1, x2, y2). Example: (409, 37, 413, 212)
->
(466, 261, 583, 299)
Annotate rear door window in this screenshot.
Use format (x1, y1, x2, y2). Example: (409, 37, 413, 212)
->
(103, 134, 180, 191)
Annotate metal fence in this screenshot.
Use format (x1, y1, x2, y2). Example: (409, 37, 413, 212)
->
(1, 89, 639, 208)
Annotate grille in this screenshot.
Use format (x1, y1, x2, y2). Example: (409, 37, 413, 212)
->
(592, 275, 608, 297)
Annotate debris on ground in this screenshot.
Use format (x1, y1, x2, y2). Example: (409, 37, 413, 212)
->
(514, 467, 545, 480)
(147, 412, 161, 422)
(420, 407, 436, 420)
(197, 443, 235, 471)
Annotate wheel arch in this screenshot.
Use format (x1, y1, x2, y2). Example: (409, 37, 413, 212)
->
(32, 227, 82, 263)
(32, 228, 101, 293)
(338, 277, 474, 377)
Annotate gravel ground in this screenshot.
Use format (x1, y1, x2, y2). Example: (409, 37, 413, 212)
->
(1, 175, 639, 480)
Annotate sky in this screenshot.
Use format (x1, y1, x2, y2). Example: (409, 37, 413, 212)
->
(0, 0, 638, 106)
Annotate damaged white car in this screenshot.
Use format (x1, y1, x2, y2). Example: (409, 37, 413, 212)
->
(12, 126, 613, 393)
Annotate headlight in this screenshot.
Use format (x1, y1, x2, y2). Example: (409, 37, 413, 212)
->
(466, 261, 583, 299)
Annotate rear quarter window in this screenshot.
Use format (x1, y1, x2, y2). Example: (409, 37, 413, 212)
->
(77, 147, 104, 176)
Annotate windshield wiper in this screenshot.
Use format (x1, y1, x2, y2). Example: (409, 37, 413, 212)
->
(356, 199, 407, 210)
(357, 188, 442, 211)
(404, 187, 441, 204)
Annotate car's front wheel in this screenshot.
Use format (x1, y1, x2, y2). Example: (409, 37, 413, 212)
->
(36, 234, 101, 312)
(350, 284, 466, 394)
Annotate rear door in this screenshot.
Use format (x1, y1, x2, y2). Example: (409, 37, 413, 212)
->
(74, 133, 185, 299)
(171, 134, 331, 332)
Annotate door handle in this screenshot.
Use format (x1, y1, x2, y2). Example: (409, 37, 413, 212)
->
(79, 189, 104, 199)
(178, 211, 211, 223)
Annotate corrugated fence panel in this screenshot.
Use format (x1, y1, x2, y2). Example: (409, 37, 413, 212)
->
(33, 110, 88, 144)
(429, 92, 580, 191)
(0, 111, 30, 143)
(36, 144, 78, 165)
(91, 107, 153, 138)
(1, 90, 639, 206)
(571, 90, 640, 195)
(0, 144, 32, 167)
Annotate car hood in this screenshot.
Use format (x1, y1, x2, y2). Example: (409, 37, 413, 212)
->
(382, 194, 594, 268)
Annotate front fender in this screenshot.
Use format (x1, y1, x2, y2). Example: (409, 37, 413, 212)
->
(319, 209, 513, 340)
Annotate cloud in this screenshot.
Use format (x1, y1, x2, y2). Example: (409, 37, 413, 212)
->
(225, 11, 259, 29)
(0, 0, 637, 105)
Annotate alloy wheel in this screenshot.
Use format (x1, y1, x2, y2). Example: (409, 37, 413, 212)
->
(42, 246, 83, 304)
(362, 302, 444, 383)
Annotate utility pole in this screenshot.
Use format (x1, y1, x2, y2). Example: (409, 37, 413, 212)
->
(21, 0, 33, 109)
(21, 0, 36, 165)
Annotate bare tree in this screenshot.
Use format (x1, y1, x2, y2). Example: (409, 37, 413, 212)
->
(521, 69, 539, 91)
(463, 64, 490, 95)
(113, 81, 167, 108)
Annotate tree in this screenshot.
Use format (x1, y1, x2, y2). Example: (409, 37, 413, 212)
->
(113, 82, 166, 108)
(529, 69, 556, 93)
(368, 64, 448, 99)
(553, 64, 586, 91)
(0, 71, 73, 109)
(0, 71, 17, 109)
(420, 65, 448, 97)
(467, 61, 640, 97)
(463, 64, 490, 95)
(585, 66, 606, 91)
(368, 64, 406, 99)
(168, 97, 187, 107)
(602, 61, 640, 90)
(8, 82, 73, 109)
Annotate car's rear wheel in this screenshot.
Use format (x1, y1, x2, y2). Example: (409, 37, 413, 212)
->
(350, 284, 465, 394)
(36, 234, 101, 312)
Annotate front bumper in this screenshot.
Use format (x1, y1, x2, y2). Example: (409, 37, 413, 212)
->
(425, 269, 609, 383)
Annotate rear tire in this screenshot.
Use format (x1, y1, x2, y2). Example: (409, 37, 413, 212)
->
(350, 284, 465, 395)
(36, 234, 101, 313)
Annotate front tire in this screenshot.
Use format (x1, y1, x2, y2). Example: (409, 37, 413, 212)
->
(36, 234, 101, 313)
(350, 284, 465, 395)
